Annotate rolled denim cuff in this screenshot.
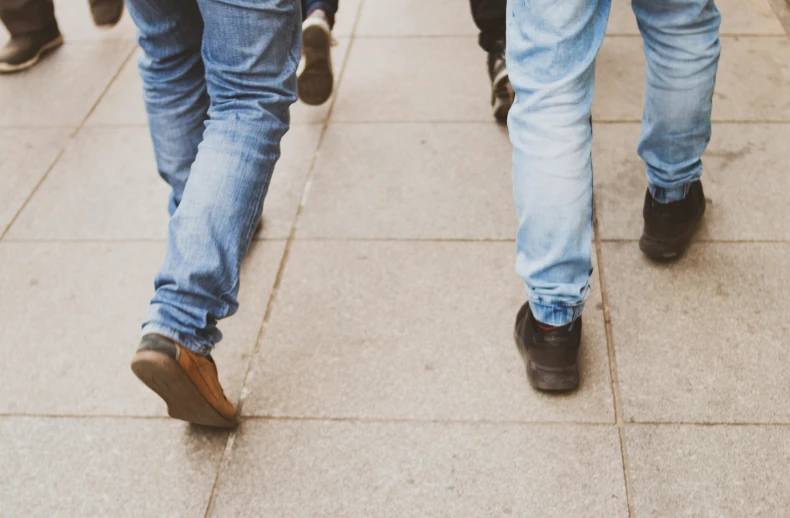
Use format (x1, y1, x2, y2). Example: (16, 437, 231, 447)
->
(304, 1, 336, 27)
(141, 323, 212, 357)
(528, 300, 584, 327)
(649, 182, 691, 204)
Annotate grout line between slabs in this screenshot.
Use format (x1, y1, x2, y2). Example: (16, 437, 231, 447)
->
(0, 44, 136, 243)
(201, 1, 367, 515)
(3, 412, 790, 427)
(593, 204, 636, 518)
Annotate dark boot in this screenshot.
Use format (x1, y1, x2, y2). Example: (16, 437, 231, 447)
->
(0, 24, 62, 74)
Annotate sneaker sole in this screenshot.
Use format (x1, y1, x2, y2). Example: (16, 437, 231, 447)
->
(298, 24, 333, 106)
(638, 233, 690, 261)
(526, 360, 580, 392)
(131, 350, 237, 428)
(0, 34, 63, 74)
(491, 69, 514, 124)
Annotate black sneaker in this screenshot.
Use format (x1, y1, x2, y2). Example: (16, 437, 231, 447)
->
(297, 10, 334, 106)
(89, 0, 125, 28)
(487, 40, 514, 124)
(514, 301, 581, 391)
(639, 180, 706, 261)
(0, 26, 63, 74)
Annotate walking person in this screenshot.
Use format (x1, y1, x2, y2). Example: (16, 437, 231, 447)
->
(508, 0, 720, 391)
(0, 0, 124, 73)
(127, 0, 300, 427)
(470, 0, 513, 123)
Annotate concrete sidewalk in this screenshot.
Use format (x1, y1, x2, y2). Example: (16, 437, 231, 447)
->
(2, 0, 790, 516)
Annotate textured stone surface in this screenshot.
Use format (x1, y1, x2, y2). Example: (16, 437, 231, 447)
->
(212, 420, 628, 518)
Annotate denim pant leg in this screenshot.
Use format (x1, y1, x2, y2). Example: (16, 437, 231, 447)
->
(634, 0, 721, 203)
(138, 0, 300, 354)
(125, 0, 208, 218)
(507, 0, 610, 326)
(302, 0, 336, 24)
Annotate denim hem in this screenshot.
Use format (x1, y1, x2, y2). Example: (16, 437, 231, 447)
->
(528, 300, 584, 327)
(649, 182, 692, 204)
(305, 2, 336, 26)
(142, 323, 212, 357)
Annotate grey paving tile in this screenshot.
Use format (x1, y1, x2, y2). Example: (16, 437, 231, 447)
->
(0, 129, 71, 236)
(602, 242, 790, 423)
(594, 123, 790, 241)
(296, 122, 514, 239)
(212, 420, 628, 518)
(256, 125, 324, 239)
(627, 424, 790, 517)
(0, 41, 134, 127)
(7, 126, 321, 240)
(0, 240, 284, 415)
(332, 37, 493, 122)
(608, 0, 786, 35)
(0, 0, 137, 43)
(243, 241, 614, 423)
(0, 417, 226, 518)
(593, 37, 790, 122)
(333, 0, 362, 37)
(292, 38, 351, 125)
(85, 49, 145, 126)
(356, 0, 478, 37)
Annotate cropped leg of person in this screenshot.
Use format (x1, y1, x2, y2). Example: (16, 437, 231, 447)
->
(0, 0, 61, 73)
(298, 0, 336, 105)
(128, 0, 300, 427)
(635, 0, 721, 260)
(507, 0, 610, 391)
(469, 0, 512, 122)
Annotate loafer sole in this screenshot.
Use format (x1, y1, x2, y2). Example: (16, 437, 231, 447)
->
(131, 350, 237, 428)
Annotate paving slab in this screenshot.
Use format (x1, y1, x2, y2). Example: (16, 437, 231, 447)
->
(0, 417, 226, 518)
(627, 424, 790, 517)
(608, 0, 786, 35)
(0, 240, 284, 415)
(332, 37, 492, 122)
(0, 128, 71, 236)
(603, 242, 790, 423)
(296, 122, 514, 239)
(356, 0, 478, 37)
(593, 37, 790, 122)
(0, 41, 133, 127)
(242, 241, 614, 423)
(7, 126, 321, 240)
(594, 123, 790, 241)
(212, 420, 628, 517)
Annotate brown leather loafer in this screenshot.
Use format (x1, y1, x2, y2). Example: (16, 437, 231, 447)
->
(131, 334, 237, 428)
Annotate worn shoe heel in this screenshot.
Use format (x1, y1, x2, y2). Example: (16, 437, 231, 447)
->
(638, 233, 687, 261)
(526, 360, 579, 392)
(298, 23, 333, 106)
(131, 350, 237, 428)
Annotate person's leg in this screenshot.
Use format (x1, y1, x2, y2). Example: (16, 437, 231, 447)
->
(125, 0, 207, 217)
(470, 0, 512, 123)
(634, 0, 721, 259)
(142, 0, 299, 354)
(508, 0, 610, 391)
(0, 0, 61, 73)
(469, 0, 505, 54)
(301, 0, 337, 25)
(298, 0, 334, 105)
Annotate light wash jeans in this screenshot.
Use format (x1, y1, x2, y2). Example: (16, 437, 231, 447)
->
(126, 0, 300, 355)
(507, 0, 721, 326)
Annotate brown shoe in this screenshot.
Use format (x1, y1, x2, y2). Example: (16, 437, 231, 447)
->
(89, 0, 124, 28)
(131, 334, 237, 428)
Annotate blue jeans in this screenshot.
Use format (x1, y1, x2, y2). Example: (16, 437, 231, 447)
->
(126, 0, 300, 355)
(507, 0, 721, 326)
(302, 0, 337, 25)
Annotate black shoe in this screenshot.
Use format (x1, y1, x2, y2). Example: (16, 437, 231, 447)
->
(514, 301, 581, 391)
(0, 26, 62, 74)
(297, 10, 334, 106)
(639, 180, 706, 261)
(89, 0, 125, 28)
(487, 40, 514, 124)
